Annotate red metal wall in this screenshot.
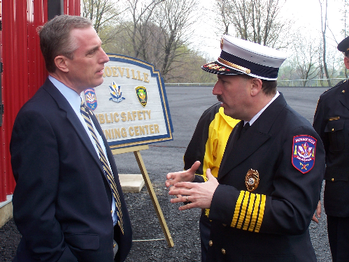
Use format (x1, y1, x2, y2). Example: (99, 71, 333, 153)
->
(0, 0, 80, 202)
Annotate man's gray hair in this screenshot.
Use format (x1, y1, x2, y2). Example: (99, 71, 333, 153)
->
(38, 15, 92, 73)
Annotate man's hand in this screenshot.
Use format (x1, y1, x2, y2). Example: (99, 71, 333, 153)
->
(165, 161, 201, 187)
(167, 168, 219, 210)
(312, 200, 322, 223)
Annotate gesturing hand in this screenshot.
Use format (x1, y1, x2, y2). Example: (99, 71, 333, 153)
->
(165, 161, 201, 188)
(168, 168, 219, 210)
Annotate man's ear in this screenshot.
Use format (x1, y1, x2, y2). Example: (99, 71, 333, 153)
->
(344, 56, 349, 70)
(250, 78, 263, 96)
(54, 55, 69, 73)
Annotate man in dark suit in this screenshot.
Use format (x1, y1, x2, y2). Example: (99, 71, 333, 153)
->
(313, 36, 349, 262)
(10, 15, 132, 262)
(166, 35, 325, 261)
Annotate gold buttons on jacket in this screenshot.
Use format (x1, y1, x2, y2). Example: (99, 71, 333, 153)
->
(221, 248, 226, 255)
(331, 178, 335, 181)
(208, 240, 213, 247)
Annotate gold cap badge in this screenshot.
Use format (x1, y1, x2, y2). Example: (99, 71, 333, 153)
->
(245, 169, 260, 192)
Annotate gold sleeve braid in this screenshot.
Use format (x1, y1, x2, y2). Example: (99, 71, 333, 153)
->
(231, 191, 266, 233)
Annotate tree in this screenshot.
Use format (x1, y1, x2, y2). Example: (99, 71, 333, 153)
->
(154, 0, 198, 80)
(109, 0, 198, 81)
(292, 37, 320, 86)
(215, 0, 290, 48)
(319, 0, 332, 87)
(83, 0, 120, 33)
(82, 0, 128, 45)
(340, 0, 349, 78)
(121, 0, 165, 60)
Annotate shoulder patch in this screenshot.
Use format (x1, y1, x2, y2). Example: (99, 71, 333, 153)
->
(84, 88, 98, 111)
(292, 135, 317, 174)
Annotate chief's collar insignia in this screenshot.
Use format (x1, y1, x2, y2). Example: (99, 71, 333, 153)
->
(292, 135, 317, 174)
(245, 169, 260, 192)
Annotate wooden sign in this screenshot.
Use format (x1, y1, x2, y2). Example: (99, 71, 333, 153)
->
(84, 54, 173, 149)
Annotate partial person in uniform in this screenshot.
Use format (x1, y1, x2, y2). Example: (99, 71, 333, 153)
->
(313, 35, 349, 262)
(183, 103, 239, 262)
(10, 15, 132, 262)
(166, 35, 325, 261)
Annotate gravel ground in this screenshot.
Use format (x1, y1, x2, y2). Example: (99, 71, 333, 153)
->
(0, 86, 332, 261)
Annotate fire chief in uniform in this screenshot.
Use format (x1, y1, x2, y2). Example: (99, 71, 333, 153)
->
(166, 35, 325, 261)
(313, 36, 349, 262)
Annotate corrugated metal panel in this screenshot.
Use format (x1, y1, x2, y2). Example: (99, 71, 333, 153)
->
(1, 0, 29, 202)
(0, 0, 80, 202)
(0, 0, 4, 201)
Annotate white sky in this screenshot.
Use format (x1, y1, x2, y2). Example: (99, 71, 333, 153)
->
(190, 0, 344, 60)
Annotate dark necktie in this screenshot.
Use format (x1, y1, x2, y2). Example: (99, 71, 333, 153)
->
(239, 122, 250, 139)
(80, 102, 124, 234)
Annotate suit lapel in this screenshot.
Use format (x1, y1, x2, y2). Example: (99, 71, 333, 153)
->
(42, 79, 102, 169)
(218, 93, 287, 180)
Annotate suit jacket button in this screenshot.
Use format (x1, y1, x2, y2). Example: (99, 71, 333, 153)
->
(221, 248, 226, 255)
(208, 240, 213, 247)
(331, 178, 335, 181)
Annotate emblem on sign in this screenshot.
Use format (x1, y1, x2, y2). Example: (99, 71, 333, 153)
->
(292, 135, 317, 174)
(135, 86, 148, 107)
(109, 82, 125, 103)
(245, 169, 260, 192)
(84, 88, 98, 111)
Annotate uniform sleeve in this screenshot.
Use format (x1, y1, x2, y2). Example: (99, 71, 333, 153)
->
(209, 126, 325, 236)
(10, 110, 69, 261)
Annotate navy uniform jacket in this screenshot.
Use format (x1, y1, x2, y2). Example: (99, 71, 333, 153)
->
(206, 93, 325, 262)
(10, 79, 132, 262)
(313, 79, 349, 217)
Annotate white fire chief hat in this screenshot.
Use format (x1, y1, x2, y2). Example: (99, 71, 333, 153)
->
(201, 35, 287, 81)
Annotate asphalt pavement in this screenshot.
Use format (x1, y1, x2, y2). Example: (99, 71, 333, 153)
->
(0, 85, 332, 261)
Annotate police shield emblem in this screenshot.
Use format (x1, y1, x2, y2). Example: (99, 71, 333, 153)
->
(84, 88, 98, 111)
(135, 86, 148, 107)
(292, 135, 317, 174)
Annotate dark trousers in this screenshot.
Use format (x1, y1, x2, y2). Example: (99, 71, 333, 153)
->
(199, 213, 211, 262)
(327, 215, 349, 262)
